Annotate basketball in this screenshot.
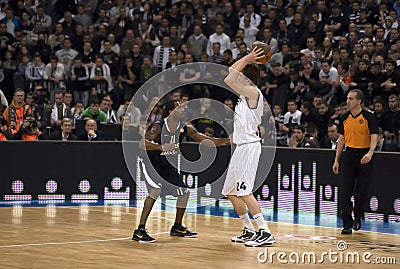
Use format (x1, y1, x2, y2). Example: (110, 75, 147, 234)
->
(252, 41, 272, 64)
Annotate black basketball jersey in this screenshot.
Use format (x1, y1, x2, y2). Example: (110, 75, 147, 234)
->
(158, 117, 188, 146)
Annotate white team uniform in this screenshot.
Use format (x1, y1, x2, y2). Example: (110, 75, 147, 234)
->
(222, 89, 263, 196)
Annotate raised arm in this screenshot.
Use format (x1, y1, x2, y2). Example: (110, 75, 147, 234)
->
(224, 46, 264, 99)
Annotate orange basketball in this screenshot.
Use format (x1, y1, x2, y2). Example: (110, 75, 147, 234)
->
(252, 41, 272, 64)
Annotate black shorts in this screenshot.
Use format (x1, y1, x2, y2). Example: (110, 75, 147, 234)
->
(139, 152, 188, 197)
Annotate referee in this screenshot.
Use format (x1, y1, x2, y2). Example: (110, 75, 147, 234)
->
(332, 89, 378, 234)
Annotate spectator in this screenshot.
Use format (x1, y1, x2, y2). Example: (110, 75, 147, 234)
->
(117, 99, 142, 127)
(323, 122, 340, 149)
(25, 54, 46, 91)
(1, 7, 20, 37)
(82, 99, 107, 123)
(71, 100, 84, 125)
(324, 5, 346, 42)
(74, 4, 91, 33)
(179, 53, 201, 98)
(300, 37, 316, 59)
(63, 91, 73, 108)
(32, 33, 52, 64)
(190, 97, 217, 133)
(300, 101, 318, 126)
(55, 37, 79, 77)
(26, 20, 43, 46)
(90, 55, 113, 101)
(153, 35, 174, 72)
(43, 90, 72, 132)
(235, 42, 250, 60)
(48, 118, 77, 141)
(20, 11, 34, 36)
(282, 100, 302, 140)
(208, 42, 224, 64)
(382, 95, 399, 138)
(43, 56, 66, 101)
(78, 119, 103, 141)
(100, 98, 117, 124)
(60, 11, 76, 38)
(3, 88, 32, 132)
(316, 100, 333, 144)
(223, 1, 239, 37)
(139, 55, 158, 82)
(289, 124, 319, 148)
(272, 104, 286, 147)
(289, 68, 307, 106)
(373, 59, 400, 101)
(266, 62, 290, 109)
(204, 127, 215, 137)
(14, 113, 46, 140)
(145, 96, 163, 124)
(70, 57, 90, 107)
(166, 49, 179, 69)
(318, 59, 339, 101)
(261, 28, 277, 54)
(242, 15, 258, 48)
(0, 115, 13, 140)
(287, 12, 306, 47)
(206, 23, 230, 57)
(238, 3, 261, 29)
(139, 21, 159, 56)
(31, 5, 52, 33)
(99, 39, 119, 93)
(187, 25, 208, 61)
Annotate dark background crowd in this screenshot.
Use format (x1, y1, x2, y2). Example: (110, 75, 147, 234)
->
(0, 0, 399, 151)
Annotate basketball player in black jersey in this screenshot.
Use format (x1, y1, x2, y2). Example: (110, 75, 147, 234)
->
(132, 100, 230, 243)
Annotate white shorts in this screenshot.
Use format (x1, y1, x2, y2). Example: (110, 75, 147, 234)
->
(222, 142, 261, 197)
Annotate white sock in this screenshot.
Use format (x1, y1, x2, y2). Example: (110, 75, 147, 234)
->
(239, 213, 255, 231)
(253, 213, 271, 233)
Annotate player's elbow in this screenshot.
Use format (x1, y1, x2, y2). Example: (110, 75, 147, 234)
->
(224, 75, 233, 87)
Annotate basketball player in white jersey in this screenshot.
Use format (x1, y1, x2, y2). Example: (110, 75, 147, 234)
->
(222, 46, 276, 247)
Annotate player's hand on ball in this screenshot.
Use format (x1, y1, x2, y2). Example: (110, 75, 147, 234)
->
(247, 46, 265, 64)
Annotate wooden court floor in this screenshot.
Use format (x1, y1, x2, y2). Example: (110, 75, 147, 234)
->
(0, 205, 399, 269)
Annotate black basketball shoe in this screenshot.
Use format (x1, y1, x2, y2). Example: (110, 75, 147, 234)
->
(341, 221, 353, 234)
(170, 225, 198, 238)
(231, 227, 257, 243)
(353, 218, 362, 231)
(245, 229, 276, 247)
(132, 227, 155, 243)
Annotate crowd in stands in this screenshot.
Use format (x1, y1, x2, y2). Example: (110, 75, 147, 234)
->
(0, 0, 399, 151)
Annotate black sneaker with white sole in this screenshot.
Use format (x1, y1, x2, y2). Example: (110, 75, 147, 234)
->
(132, 227, 155, 243)
(245, 229, 276, 247)
(170, 225, 198, 238)
(231, 227, 257, 243)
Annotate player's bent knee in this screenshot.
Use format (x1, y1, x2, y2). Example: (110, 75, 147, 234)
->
(176, 189, 189, 208)
(149, 188, 161, 199)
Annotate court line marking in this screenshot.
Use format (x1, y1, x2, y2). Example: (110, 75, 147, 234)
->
(0, 232, 169, 248)
(2, 204, 400, 236)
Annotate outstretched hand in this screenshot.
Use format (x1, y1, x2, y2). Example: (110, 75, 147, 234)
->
(246, 46, 266, 64)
